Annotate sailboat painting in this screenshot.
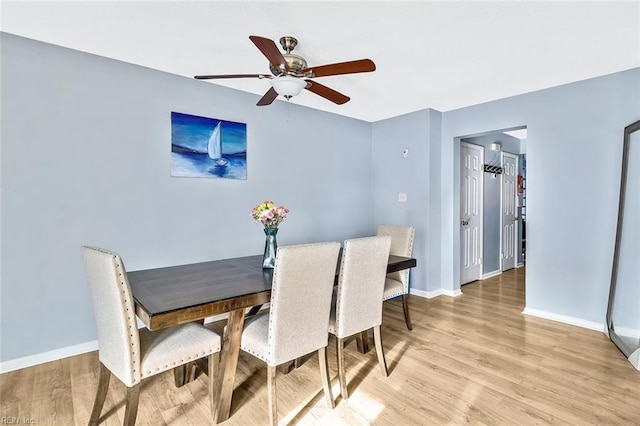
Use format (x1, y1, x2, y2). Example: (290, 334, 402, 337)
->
(171, 111, 247, 179)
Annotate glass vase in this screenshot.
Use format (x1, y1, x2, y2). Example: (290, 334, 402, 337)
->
(262, 227, 278, 269)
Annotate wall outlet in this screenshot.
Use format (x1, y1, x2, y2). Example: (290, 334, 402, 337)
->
(398, 192, 407, 202)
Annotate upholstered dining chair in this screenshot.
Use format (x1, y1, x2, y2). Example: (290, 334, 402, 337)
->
(81, 246, 222, 426)
(240, 242, 341, 426)
(377, 224, 416, 330)
(328, 235, 392, 400)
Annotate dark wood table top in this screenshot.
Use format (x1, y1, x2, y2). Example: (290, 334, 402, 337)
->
(129, 253, 416, 331)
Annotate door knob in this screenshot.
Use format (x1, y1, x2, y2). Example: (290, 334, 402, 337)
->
(461, 220, 469, 226)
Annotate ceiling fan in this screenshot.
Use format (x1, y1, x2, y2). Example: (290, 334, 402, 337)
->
(194, 35, 376, 106)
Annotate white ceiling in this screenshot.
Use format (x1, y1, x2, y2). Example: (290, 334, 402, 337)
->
(503, 129, 527, 140)
(2, 1, 638, 122)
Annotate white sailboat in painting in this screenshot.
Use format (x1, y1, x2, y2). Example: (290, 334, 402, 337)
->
(207, 122, 228, 166)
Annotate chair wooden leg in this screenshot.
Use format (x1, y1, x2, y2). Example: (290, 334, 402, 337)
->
(335, 337, 349, 400)
(174, 364, 187, 387)
(283, 353, 312, 374)
(176, 320, 207, 387)
(373, 325, 389, 377)
(356, 330, 370, 353)
(267, 365, 278, 426)
(401, 294, 413, 330)
(208, 353, 220, 421)
(89, 362, 111, 426)
(187, 361, 198, 382)
(174, 361, 199, 387)
(318, 346, 335, 408)
(123, 384, 141, 426)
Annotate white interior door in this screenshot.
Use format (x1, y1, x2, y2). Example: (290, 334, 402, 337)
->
(460, 142, 483, 284)
(502, 153, 518, 271)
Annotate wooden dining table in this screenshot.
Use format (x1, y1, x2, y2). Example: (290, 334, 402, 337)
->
(128, 252, 416, 424)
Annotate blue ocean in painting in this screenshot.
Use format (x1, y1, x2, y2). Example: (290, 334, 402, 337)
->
(171, 111, 247, 179)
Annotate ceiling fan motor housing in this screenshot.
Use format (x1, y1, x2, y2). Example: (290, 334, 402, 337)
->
(270, 53, 308, 76)
(268, 36, 308, 76)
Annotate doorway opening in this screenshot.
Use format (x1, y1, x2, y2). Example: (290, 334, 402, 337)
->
(459, 127, 527, 286)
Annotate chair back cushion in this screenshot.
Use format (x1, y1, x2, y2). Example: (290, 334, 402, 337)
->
(267, 242, 341, 366)
(377, 225, 416, 288)
(82, 246, 141, 386)
(333, 236, 391, 338)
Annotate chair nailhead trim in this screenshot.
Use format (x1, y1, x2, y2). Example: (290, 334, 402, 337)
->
(114, 256, 140, 381)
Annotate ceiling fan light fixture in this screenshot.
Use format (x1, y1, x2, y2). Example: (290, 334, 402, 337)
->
(270, 75, 307, 97)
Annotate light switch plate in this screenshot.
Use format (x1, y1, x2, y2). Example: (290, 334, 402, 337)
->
(398, 192, 407, 202)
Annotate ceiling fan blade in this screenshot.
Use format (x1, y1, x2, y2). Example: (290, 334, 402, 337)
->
(194, 74, 271, 80)
(256, 87, 279, 106)
(305, 80, 350, 105)
(249, 35, 289, 72)
(301, 59, 375, 78)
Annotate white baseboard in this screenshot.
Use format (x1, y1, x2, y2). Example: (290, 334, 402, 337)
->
(410, 288, 463, 298)
(629, 348, 640, 371)
(444, 289, 463, 297)
(614, 326, 640, 340)
(410, 288, 443, 299)
(0, 340, 98, 374)
(0, 305, 272, 374)
(522, 307, 605, 332)
(482, 270, 502, 280)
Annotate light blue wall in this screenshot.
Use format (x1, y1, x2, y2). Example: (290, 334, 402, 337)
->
(2, 31, 639, 365)
(370, 109, 443, 295)
(440, 68, 640, 324)
(372, 110, 427, 294)
(0, 33, 373, 361)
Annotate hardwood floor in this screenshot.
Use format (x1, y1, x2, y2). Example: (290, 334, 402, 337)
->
(2, 268, 639, 425)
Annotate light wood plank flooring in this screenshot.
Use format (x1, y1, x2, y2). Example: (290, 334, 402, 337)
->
(2, 268, 639, 425)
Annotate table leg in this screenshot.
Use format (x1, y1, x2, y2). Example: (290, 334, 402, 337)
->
(213, 308, 245, 424)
